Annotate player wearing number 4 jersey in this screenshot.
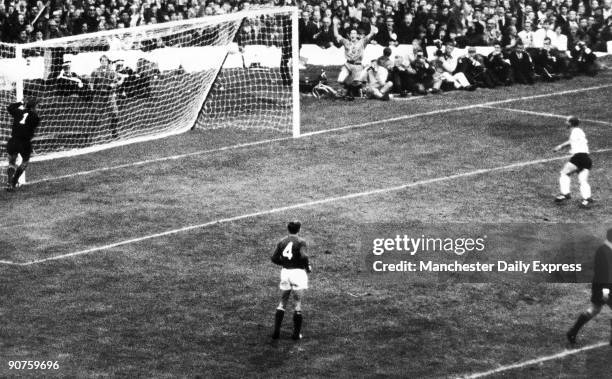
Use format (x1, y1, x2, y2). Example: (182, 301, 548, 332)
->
(6, 98, 39, 191)
(271, 221, 311, 340)
(553, 116, 593, 207)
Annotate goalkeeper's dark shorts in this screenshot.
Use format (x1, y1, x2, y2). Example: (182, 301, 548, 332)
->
(590, 282, 612, 306)
(6, 138, 33, 161)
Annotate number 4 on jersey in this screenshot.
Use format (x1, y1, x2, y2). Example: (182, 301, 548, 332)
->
(282, 242, 293, 260)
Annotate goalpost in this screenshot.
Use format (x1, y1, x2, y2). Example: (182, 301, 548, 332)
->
(0, 7, 300, 184)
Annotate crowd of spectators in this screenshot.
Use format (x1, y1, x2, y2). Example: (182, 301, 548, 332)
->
(1, 0, 609, 55)
(0, 0, 292, 43)
(4, 0, 608, 48)
(1, 0, 610, 101)
(298, 0, 611, 98)
(299, 0, 612, 52)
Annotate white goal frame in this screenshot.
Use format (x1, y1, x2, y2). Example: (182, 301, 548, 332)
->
(1, 7, 300, 171)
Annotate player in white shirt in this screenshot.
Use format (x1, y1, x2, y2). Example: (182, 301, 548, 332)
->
(553, 116, 593, 207)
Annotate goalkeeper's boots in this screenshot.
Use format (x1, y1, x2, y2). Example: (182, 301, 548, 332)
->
(555, 194, 571, 203)
(580, 198, 593, 208)
(11, 167, 24, 188)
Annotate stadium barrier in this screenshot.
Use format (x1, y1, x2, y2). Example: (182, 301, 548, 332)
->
(1, 41, 610, 88)
(0, 43, 284, 86)
(299, 44, 495, 66)
(299, 43, 612, 67)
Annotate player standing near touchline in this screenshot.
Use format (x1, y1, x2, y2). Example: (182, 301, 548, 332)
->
(553, 116, 593, 207)
(567, 228, 612, 345)
(6, 98, 39, 191)
(271, 221, 312, 340)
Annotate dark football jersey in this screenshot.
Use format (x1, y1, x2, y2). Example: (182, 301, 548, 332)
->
(7, 102, 39, 141)
(593, 243, 612, 284)
(271, 235, 309, 270)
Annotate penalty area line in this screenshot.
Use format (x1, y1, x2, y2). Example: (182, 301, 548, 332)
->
(20, 83, 612, 186)
(8, 148, 611, 266)
(459, 341, 609, 378)
(479, 105, 612, 125)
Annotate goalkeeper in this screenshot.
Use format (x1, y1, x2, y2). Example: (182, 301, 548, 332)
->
(5, 98, 39, 191)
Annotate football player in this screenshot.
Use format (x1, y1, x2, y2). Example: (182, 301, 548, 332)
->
(553, 116, 593, 207)
(271, 221, 312, 340)
(567, 228, 612, 345)
(332, 17, 378, 98)
(6, 98, 40, 191)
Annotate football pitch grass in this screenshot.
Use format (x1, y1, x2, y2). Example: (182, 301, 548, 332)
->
(1, 70, 611, 377)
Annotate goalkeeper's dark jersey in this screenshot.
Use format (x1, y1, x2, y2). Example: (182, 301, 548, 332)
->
(7, 102, 39, 142)
(271, 235, 309, 270)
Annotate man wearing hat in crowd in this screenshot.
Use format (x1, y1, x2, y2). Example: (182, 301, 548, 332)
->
(486, 43, 513, 85)
(456, 46, 497, 88)
(56, 60, 89, 97)
(313, 16, 336, 49)
(374, 16, 399, 46)
(508, 41, 536, 84)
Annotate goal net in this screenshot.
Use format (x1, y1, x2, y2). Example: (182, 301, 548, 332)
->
(0, 7, 299, 171)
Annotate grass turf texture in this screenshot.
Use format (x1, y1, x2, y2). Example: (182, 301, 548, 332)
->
(1, 69, 611, 377)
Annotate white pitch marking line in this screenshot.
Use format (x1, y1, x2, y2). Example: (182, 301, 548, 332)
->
(25, 137, 292, 185)
(299, 83, 612, 137)
(480, 105, 612, 125)
(460, 341, 609, 379)
(18, 83, 612, 186)
(7, 148, 611, 266)
(0, 260, 20, 265)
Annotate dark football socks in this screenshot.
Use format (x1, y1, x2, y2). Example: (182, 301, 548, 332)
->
(7, 166, 16, 186)
(292, 311, 303, 340)
(567, 312, 592, 344)
(272, 309, 284, 339)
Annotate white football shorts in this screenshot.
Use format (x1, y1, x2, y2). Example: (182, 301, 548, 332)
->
(279, 268, 308, 291)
